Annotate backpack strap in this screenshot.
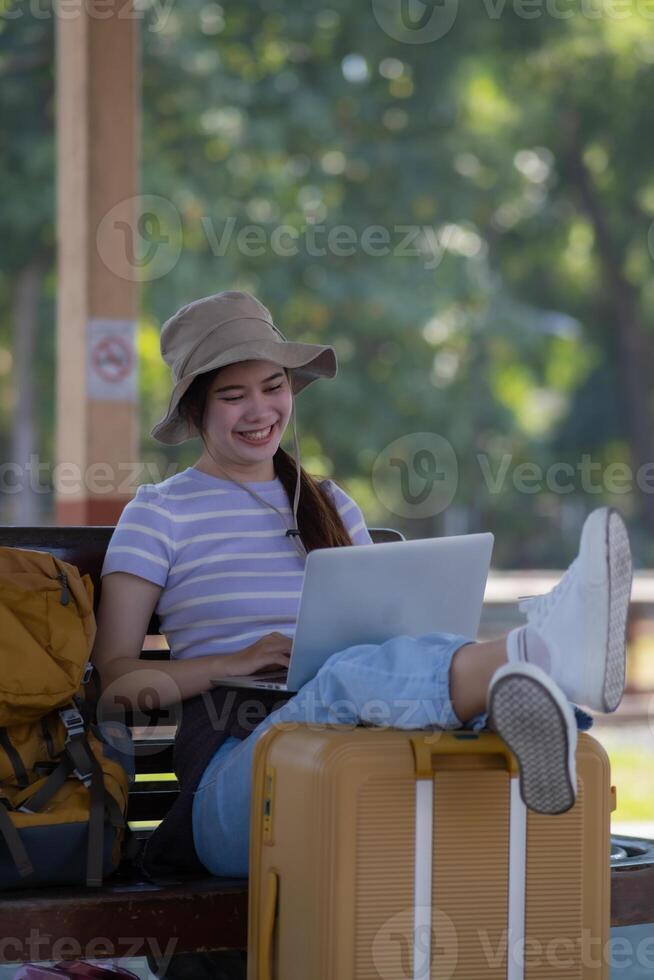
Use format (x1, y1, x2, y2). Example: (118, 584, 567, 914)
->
(59, 707, 94, 782)
(82, 661, 102, 719)
(41, 717, 57, 759)
(16, 756, 73, 813)
(14, 742, 111, 889)
(58, 705, 107, 887)
(14, 706, 97, 814)
(0, 798, 33, 878)
(5, 706, 124, 888)
(0, 728, 29, 789)
(18, 706, 107, 887)
(84, 749, 107, 887)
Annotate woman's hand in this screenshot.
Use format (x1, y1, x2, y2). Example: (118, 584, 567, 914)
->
(226, 632, 292, 676)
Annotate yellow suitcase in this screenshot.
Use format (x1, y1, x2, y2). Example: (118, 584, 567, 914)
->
(248, 725, 611, 980)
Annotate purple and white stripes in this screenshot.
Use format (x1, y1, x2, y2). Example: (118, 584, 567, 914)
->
(101, 466, 372, 659)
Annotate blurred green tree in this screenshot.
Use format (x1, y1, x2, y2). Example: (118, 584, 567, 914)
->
(0, 14, 54, 523)
(2, 0, 654, 564)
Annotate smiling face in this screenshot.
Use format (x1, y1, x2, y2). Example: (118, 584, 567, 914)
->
(194, 359, 294, 482)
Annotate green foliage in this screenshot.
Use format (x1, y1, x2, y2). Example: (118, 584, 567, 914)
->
(0, 14, 54, 464)
(3, 0, 654, 561)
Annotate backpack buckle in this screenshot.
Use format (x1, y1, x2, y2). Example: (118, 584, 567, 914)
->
(82, 662, 94, 685)
(59, 707, 86, 740)
(59, 708, 94, 785)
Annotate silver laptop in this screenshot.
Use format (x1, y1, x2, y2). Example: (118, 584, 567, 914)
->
(211, 532, 494, 693)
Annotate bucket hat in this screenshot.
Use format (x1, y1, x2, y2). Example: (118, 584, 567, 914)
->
(150, 290, 336, 445)
(150, 290, 338, 557)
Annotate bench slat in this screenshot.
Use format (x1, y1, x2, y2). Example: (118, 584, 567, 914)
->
(127, 786, 179, 821)
(0, 878, 249, 963)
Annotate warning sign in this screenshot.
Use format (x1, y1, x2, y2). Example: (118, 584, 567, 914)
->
(87, 319, 137, 401)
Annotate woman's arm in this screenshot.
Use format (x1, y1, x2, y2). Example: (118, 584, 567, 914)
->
(92, 571, 291, 711)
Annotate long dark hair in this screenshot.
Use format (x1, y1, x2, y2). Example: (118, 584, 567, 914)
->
(177, 367, 354, 552)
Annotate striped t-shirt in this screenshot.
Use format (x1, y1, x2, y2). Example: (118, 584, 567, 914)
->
(100, 465, 372, 660)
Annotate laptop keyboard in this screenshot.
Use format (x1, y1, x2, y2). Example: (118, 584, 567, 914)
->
(255, 669, 288, 680)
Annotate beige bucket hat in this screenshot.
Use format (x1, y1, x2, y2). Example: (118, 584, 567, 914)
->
(150, 290, 337, 445)
(150, 290, 338, 558)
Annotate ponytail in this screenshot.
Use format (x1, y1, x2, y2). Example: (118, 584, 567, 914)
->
(273, 446, 353, 552)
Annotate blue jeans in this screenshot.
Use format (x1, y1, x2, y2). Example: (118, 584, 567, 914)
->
(192, 631, 476, 876)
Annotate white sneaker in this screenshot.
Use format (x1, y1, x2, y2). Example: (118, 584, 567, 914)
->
(519, 507, 632, 713)
(488, 661, 577, 815)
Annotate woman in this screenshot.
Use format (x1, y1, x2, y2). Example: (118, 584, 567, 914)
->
(92, 290, 632, 878)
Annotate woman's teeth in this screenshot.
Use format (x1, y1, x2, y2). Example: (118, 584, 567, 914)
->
(237, 425, 273, 442)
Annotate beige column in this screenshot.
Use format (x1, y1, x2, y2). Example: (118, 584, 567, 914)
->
(55, 2, 139, 524)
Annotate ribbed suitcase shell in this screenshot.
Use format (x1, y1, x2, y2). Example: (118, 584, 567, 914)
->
(248, 726, 611, 980)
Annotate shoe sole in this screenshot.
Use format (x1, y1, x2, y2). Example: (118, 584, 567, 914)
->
(604, 509, 633, 712)
(489, 667, 576, 815)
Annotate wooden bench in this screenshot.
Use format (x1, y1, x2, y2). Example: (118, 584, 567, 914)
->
(0, 523, 404, 971)
(0, 524, 653, 972)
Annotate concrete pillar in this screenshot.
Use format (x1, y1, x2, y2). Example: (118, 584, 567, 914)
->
(55, 3, 139, 524)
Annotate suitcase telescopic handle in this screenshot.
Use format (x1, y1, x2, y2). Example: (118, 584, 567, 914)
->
(259, 868, 279, 980)
(409, 732, 520, 779)
(409, 733, 526, 980)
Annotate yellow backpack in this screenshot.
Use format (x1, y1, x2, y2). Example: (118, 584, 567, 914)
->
(0, 546, 130, 887)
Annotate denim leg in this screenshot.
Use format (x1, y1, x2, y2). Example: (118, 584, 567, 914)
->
(192, 631, 472, 877)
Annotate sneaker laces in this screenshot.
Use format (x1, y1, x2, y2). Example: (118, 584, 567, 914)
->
(518, 558, 578, 623)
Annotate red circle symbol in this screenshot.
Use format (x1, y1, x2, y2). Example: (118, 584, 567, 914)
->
(91, 336, 134, 384)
